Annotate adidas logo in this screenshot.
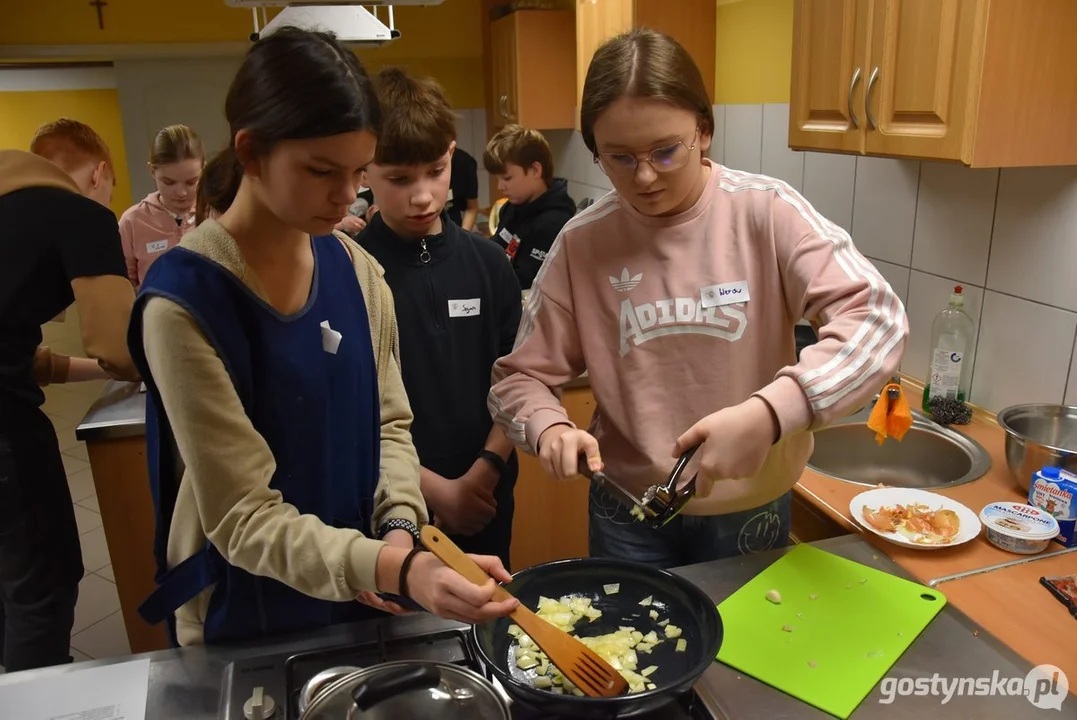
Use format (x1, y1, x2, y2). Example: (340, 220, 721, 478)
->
(609, 267, 643, 293)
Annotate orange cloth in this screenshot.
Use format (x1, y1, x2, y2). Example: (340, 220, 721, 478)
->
(867, 383, 913, 444)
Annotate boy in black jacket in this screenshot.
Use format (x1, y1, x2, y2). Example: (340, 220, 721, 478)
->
(359, 68, 522, 571)
(483, 124, 576, 289)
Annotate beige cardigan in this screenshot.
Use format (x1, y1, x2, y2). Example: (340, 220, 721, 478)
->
(139, 220, 427, 646)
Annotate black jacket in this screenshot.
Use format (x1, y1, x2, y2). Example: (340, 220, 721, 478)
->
(358, 213, 522, 482)
(494, 178, 575, 290)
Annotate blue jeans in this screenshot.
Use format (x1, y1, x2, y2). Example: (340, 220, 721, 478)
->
(588, 484, 792, 568)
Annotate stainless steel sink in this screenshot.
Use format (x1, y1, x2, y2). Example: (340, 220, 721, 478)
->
(806, 403, 992, 489)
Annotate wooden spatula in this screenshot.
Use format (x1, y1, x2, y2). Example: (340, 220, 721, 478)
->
(419, 525, 628, 698)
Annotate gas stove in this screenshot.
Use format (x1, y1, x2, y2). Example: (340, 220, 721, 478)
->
(219, 619, 716, 719)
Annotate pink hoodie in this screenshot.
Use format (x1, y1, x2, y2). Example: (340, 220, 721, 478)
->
(489, 161, 908, 516)
(118, 192, 196, 287)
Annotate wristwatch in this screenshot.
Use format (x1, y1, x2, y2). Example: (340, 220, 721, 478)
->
(377, 518, 421, 545)
(479, 450, 510, 479)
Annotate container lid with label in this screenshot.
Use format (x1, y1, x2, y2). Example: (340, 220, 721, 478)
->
(979, 502, 1060, 539)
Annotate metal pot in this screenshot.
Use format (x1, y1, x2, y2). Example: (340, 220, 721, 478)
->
(997, 403, 1077, 492)
(297, 660, 511, 720)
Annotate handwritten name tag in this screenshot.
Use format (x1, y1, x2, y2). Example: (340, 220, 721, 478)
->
(449, 299, 481, 318)
(700, 281, 750, 309)
(146, 239, 169, 254)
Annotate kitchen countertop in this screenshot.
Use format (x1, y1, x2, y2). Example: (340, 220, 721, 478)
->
(75, 379, 146, 442)
(0, 535, 1068, 719)
(75, 375, 593, 442)
(794, 406, 1077, 685)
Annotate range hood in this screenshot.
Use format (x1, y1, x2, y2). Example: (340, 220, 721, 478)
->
(256, 5, 398, 47)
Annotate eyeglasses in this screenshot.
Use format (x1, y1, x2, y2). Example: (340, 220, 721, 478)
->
(594, 131, 700, 176)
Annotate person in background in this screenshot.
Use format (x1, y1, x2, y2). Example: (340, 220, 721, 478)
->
(118, 125, 204, 288)
(335, 177, 374, 238)
(128, 28, 518, 648)
(0, 119, 139, 672)
(359, 68, 522, 573)
(483, 124, 575, 289)
(447, 147, 479, 231)
(489, 29, 908, 568)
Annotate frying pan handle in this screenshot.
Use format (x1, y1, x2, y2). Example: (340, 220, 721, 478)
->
(420, 525, 515, 603)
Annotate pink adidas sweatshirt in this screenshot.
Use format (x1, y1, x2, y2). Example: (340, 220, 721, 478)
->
(489, 161, 908, 516)
(118, 192, 196, 287)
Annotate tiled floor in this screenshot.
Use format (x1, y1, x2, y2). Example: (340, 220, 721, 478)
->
(2, 308, 132, 669)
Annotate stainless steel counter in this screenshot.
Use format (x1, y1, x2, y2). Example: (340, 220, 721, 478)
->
(73, 372, 590, 445)
(75, 379, 146, 442)
(2, 535, 1069, 719)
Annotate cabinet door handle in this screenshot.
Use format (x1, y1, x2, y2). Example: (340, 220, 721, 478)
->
(865, 66, 880, 131)
(499, 95, 509, 119)
(848, 66, 862, 129)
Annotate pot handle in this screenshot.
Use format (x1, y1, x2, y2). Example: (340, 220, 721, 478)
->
(350, 665, 442, 712)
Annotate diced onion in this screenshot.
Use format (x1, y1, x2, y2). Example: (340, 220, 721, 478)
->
(512, 591, 673, 695)
(675, 638, 687, 653)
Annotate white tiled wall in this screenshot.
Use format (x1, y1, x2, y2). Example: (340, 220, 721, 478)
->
(535, 102, 1077, 413)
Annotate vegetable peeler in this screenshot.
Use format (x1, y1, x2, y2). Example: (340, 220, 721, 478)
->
(578, 444, 700, 528)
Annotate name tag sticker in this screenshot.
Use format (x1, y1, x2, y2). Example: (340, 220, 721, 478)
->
(320, 320, 342, 354)
(146, 239, 169, 254)
(700, 281, 750, 308)
(449, 299, 481, 318)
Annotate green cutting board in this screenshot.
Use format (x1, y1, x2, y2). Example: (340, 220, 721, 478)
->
(716, 544, 947, 719)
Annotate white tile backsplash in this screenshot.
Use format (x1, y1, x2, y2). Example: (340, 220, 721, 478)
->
(901, 272, 983, 389)
(911, 163, 998, 287)
(723, 104, 763, 174)
(970, 292, 1077, 412)
(708, 104, 726, 166)
(870, 260, 911, 307)
(1066, 339, 1077, 407)
(802, 151, 856, 232)
(538, 103, 1077, 409)
(761, 104, 803, 192)
(987, 166, 1077, 312)
(852, 157, 920, 266)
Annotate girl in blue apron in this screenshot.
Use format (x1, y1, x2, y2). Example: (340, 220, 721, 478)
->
(127, 26, 519, 647)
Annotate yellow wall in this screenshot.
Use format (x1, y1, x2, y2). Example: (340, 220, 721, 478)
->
(0, 0, 484, 108)
(0, 88, 132, 213)
(714, 0, 794, 104)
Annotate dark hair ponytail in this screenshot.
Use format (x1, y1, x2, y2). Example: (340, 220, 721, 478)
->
(197, 25, 382, 220)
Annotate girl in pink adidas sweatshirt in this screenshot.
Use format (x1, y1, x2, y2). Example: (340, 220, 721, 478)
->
(488, 29, 908, 568)
(118, 125, 204, 287)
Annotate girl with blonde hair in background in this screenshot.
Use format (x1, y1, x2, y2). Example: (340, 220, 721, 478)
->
(119, 124, 204, 288)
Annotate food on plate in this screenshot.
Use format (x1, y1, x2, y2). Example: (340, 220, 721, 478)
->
(765, 589, 782, 604)
(861, 502, 962, 544)
(508, 593, 682, 695)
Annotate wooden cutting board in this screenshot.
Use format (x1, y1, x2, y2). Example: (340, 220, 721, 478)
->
(716, 544, 948, 718)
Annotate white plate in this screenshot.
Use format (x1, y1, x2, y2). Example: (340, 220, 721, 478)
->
(849, 487, 982, 550)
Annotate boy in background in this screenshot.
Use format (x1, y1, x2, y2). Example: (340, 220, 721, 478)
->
(0, 119, 139, 671)
(483, 124, 575, 289)
(447, 147, 479, 231)
(358, 68, 522, 570)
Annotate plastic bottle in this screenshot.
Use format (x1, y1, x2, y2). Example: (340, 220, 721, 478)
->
(922, 285, 975, 412)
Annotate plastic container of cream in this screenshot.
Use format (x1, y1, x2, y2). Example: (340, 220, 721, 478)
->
(979, 502, 1060, 554)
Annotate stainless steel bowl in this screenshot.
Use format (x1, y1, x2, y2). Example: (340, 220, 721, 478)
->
(996, 404, 1077, 492)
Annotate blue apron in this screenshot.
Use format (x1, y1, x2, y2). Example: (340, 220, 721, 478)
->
(127, 235, 381, 645)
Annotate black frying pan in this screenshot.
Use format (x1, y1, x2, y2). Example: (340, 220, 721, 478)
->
(472, 557, 723, 718)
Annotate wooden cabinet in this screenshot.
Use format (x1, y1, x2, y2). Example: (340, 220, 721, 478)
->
(509, 385, 594, 571)
(488, 9, 577, 133)
(789, 0, 1077, 167)
(575, 0, 717, 118)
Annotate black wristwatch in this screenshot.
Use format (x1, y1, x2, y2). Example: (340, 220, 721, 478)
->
(479, 450, 509, 479)
(377, 518, 421, 545)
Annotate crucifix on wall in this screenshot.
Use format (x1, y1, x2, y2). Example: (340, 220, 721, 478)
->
(89, 0, 108, 30)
